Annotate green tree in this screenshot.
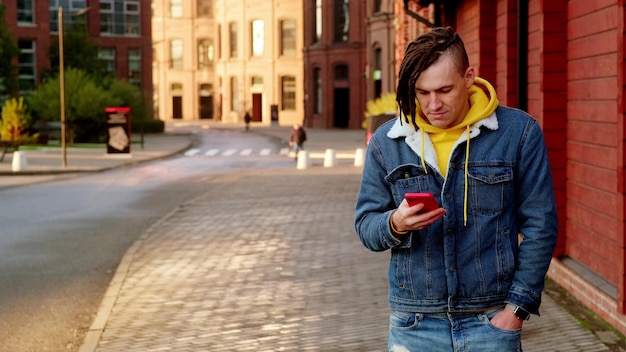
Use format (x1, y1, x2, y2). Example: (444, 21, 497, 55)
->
(0, 97, 33, 145)
(0, 4, 20, 100)
(44, 18, 110, 82)
(27, 68, 120, 143)
(108, 80, 146, 122)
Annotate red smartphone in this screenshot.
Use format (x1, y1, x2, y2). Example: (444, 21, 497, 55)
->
(404, 193, 439, 212)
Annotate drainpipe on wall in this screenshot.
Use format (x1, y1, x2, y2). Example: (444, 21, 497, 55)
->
(517, 0, 528, 111)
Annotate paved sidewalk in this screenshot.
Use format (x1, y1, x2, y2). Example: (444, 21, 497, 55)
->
(78, 163, 620, 352)
(0, 123, 622, 351)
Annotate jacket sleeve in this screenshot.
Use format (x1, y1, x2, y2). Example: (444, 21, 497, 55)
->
(507, 118, 558, 315)
(354, 137, 408, 251)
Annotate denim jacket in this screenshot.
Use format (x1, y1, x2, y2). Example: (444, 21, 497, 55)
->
(354, 106, 558, 315)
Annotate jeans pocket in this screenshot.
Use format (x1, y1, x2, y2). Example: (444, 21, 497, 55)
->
(483, 308, 523, 334)
(389, 311, 420, 331)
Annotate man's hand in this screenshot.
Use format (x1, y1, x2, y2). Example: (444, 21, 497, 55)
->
(390, 199, 446, 236)
(489, 308, 524, 330)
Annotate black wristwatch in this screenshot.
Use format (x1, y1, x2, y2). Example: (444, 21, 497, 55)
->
(506, 303, 530, 321)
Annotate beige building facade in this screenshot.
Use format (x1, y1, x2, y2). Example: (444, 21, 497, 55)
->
(213, 0, 304, 125)
(152, 0, 304, 125)
(152, 1, 216, 121)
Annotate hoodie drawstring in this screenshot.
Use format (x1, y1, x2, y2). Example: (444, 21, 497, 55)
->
(464, 126, 470, 226)
(420, 129, 428, 174)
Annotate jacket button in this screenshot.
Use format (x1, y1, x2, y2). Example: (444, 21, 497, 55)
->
(449, 267, 456, 272)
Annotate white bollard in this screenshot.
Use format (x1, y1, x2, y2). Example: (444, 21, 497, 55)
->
(323, 148, 337, 167)
(354, 148, 366, 167)
(12, 151, 27, 172)
(296, 150, 310, 170)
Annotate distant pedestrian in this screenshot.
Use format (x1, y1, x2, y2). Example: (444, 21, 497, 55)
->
(244, 111, 251, 131)
(289, 124, 307, 159)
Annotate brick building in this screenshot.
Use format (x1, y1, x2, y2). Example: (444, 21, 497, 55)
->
(395, 0, 625, 336)
(2, 0, 152, 101)
(302, 0, 367, 129)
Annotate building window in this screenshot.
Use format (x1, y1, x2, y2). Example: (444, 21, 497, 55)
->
(229, 22, 238, 58)
(98, 47, 116, 73)
(313, 0, 322, 44)
(18, 40, 36, 91)
(374, 0, 382, 13)
(128, 48, 141, 86)
(170, 0, 183, 18)
(334, 0, 349, 43)
(198, 38, 214, 69)
(230, 76, 239, 111)
(17, 0, 34, 25)
(373, 47, 382, 98)
(99, 0, 114, 34)
(251, 76, 263, 87)
(251, 20, 264, 57)
(313, 67, 322, 114)
(281, 76, 296, 111)
(49, 1, 89, 33)
(334, 64, 349, 80)
(98, 0, 140, 36)
(124, 1, 140, 35)
(197, 0, 212, 17)
(280, 19, 296, 56)
(170, 39, 183, 69)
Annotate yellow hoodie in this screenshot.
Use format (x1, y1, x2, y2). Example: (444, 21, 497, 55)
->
(412, 77, 499, 224)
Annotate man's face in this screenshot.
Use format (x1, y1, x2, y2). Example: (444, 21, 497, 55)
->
(414, 54, 475, 129)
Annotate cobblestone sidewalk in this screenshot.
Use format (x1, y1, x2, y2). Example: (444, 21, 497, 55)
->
(83, 166, 621, 351)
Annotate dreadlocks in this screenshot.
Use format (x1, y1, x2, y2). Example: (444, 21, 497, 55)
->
(396, 27, 470, 128)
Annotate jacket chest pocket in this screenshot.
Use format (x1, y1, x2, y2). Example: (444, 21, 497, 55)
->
(385, 164, 439, 204)
(467, 166, 513, 215)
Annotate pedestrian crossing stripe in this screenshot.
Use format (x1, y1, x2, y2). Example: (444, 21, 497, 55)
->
(184, 149, 200, 157)
(222, 149, 237, 156)
(184, 148, 285, 157)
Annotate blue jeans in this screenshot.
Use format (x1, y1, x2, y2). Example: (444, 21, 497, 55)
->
(388, 308, 522, 352)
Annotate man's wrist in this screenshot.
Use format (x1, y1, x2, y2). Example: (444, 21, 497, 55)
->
(506, 303, 530, 321)
(389, 211, 408, 236)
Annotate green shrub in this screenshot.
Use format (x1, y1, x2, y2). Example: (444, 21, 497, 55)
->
(132, 118, 164, 134)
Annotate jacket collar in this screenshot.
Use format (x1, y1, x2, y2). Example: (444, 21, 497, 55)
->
(387, 111, 499, 173)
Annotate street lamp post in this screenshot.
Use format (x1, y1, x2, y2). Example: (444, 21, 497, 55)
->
(58, 6, 90, 168)
(58, 7, 67, 168)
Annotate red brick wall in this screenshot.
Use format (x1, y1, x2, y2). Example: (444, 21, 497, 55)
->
(455, 0, 480, 74)
(6, 1, 53, 84)
(527, 0, 569, 256)
(566, 1, 622, 289)
(495, 0, 518, 107)
(397, 0, 626, 333)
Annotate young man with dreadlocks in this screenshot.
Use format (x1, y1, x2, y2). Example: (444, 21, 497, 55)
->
(355, 27, 557, 351)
